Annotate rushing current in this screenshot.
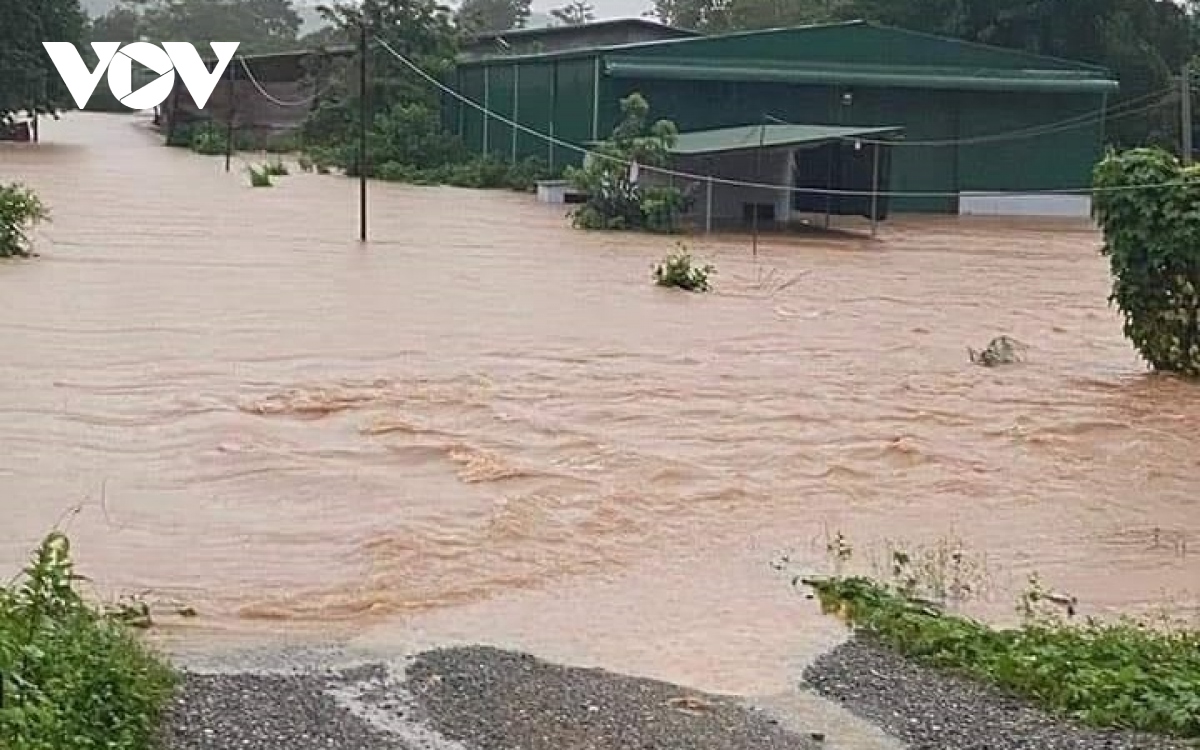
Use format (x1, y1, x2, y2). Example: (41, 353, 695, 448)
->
(2, 113, 1198, 695)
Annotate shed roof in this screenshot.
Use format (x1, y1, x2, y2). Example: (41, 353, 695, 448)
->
(605, 57, 1118, 94)
(455, 20, 1119, 95)
(669, 124, 904, 155)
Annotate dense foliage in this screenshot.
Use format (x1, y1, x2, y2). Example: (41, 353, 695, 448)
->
(550, 0, 595, 26)
(0, 533, 176, 750)
(1092, 147, 1200, 375)
(566, 93, 688, 233)
(654, 245, 714, 291)
(0, 184, 50, 258)
(652, 0, 1198, 149)
(456, 0, 531, 33)
(88, 0, 303, 54)
(0, 0, 87, 125)
(806, 574, 1200, 737)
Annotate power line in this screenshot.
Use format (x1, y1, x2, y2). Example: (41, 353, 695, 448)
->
(237, 57, 326, 108)
(787, 87, 1174, 147)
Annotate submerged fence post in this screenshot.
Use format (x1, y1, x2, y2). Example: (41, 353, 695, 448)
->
(705, 175, 713, 234)
(870, 141, 880, 238)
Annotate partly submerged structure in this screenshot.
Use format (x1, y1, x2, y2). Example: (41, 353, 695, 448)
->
(448, 19, 1119, 219)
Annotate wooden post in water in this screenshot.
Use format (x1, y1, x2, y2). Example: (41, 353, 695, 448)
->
(358, 17, 368, 243)
(224, 61, 236, 173)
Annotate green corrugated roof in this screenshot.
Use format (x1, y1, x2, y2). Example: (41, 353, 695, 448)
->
(605, 57, 1119, 94)
(669, 124, 904, 155)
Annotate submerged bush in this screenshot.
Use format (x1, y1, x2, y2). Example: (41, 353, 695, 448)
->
(190, 123, 228, 156)
(0, 533, 177, 750)
(0, 183, 49, 258)
(1093, 148, 1200, 376)
(566, 93, 687, 234)
(247, 165, 273, 187)
(263, 158, 290, 177)
(654, 244, 714, 292)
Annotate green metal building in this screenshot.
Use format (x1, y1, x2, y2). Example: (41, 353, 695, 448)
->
(447, 20, 1119, 214)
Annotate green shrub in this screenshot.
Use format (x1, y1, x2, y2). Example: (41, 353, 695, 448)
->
(0, 183, 49, 258)
(247, 165, 273, 187)
(0, 533, 177, 750)
(190, 123, 228, 156)
(263, 158, 290, 177)
(654, 244, 714, 292)
(566, 93, 687, 234)
(796, 534, 1200, 739)
(1092, 148, 1200, 375)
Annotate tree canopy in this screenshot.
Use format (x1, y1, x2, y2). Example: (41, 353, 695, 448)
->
(0, 0, 87, 124)
(456, 0, 532, 33)
(87, 0, 304, 55)
(550, 0, 595, 26)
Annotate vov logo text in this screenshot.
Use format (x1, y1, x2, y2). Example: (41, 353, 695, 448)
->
(42, 42, 241, 111)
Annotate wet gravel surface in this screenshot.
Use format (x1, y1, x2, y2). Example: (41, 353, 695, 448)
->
(164, 646, 825, 750)
(803, 637, 1196, 750)
(163, 664, 413, 750)
(405, 646, 824, 750)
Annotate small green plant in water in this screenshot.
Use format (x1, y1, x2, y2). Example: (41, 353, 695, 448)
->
(654, 244, 714, 292)
(0, 183, 49, 258)
(263, 158, 290, 177)
(248, 165, 273, 187)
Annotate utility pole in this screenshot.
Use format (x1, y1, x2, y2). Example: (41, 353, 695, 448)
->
(1183, 61, 1193, 165)
(358, 16, 369, 242)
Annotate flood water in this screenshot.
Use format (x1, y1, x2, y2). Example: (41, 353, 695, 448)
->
(2, 113, 1198, 695)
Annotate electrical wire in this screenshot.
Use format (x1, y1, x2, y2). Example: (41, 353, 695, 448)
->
(237, 57, 325, 108)
(775, 86, 1175, 147)
(374, 36, 1198, 199)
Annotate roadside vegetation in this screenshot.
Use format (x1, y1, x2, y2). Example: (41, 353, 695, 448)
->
(0, 183, 49, 258)
(1093, 147, 1200, 376)
(0, 532, 176, 750)
(796, 533, 1200, 738)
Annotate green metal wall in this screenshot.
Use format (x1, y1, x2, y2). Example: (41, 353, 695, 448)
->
(449, 24, 1110, 213)
(452, 54, 601, 171)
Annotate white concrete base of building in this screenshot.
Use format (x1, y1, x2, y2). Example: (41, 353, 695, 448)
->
(958, 192, 1092, 218)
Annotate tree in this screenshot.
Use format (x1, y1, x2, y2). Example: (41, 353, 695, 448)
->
(457, 0, 531, 32)
(550, 0, 594, 26)
(0, 0, 87, 125)
(301, 0, 461, 170)
(89, 0, 303, 54)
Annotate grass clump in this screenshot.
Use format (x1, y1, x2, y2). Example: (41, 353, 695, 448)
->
(0, 183, 49, 258)
(247, 165, 273, 188)
(0, 532, 177, 750)
(654, 244, 714, 292)
(263, 158, 290, 177)
(798, 536, 1200, 738)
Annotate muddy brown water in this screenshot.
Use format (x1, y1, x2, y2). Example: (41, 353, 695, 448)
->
(2, 113, 1198, 695)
